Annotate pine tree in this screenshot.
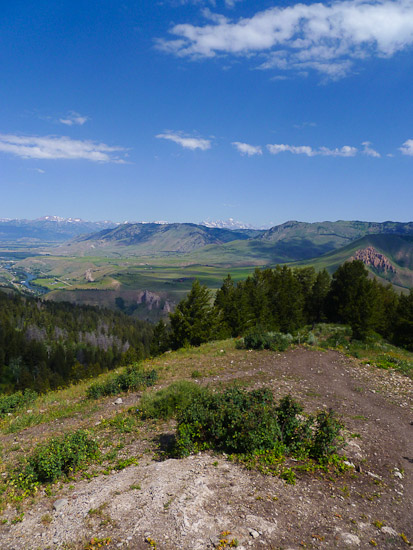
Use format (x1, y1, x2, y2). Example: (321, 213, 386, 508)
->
(169, 280, 216, 349)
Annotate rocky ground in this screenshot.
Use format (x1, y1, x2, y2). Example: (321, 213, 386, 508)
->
(0, 347, 412, 549)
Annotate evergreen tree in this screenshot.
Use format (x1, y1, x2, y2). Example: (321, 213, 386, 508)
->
(169, 280, 216, 349)
(327, 260, 375, 339)
(308, 269, 331, 323)
(392, 289, 413, 350)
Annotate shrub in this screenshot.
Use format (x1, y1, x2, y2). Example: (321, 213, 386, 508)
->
(242, 331, 292, 351)
(0, 389, 37, 417)
(310, 410, 343, 461)
(19, 430, 99, 484)
(86, 364, 157, 399)
(174, 388, 342, 464)
(139, 380, 208, 420)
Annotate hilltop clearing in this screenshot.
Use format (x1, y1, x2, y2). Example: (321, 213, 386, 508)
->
(0, 342, 412, 549)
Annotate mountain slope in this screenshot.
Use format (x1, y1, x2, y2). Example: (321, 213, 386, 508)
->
(61, 223, 264, 256)
(293, 234, 413, 289)
(258, 220, 413, 250)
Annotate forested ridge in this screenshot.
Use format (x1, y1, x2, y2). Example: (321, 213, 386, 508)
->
(2, 259, 413, 395)
(153, 261, 413, 354)
(0, 291, 153, 393)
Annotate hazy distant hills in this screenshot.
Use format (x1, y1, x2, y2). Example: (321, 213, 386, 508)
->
(0, 217, 118, 244)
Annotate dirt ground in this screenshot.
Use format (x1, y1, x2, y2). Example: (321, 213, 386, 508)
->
(1, 348, 412, 550)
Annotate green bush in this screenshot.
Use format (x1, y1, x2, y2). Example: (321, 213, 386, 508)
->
(0, 389, 37, 417)
(310, 410, 342, 461)
(19, 430, 99, 484)
(139, 380, 208, 420)
(86, 364, 158, 399)
(242, 331, 292, 351)
(173, 388, 342, 463)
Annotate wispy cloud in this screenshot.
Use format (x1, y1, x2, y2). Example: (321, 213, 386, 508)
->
(267, 143, 357, 157)
(232, 141, 262, 156)
(399, 139, 413, 156)
(293, 122, 317, 130)
(0, 134, 127, 163)
(158, 0, 413, 78)
(362, 141, 381, 157)
(156, 131, 211, 150)
(59, 111, 89, 126)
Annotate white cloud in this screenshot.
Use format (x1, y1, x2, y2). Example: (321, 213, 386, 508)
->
(319, 145, 358, 157)
(59, 111, 89, 126)
(0, 134, 126, 163)
(267, 143, 316, 156)
(232, 141, 262, 156)
(362, 141, 381, 157)
(399, 139, 413, 156)
(156, 131, 211, 150)
(158, 0, 413, 78)
(267, 143, 358, 157)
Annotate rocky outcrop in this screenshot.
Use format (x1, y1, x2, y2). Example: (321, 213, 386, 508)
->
(136, 290, 173, 312)
(85, 268, 95, 282)
(352, 247, 396, 273)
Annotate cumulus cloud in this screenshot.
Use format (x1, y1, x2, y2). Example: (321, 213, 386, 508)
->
(59, 111, 89, 126)
(0, 134, 126, 163)
(399, 139, 413, 156)
(267, 143, 358, 157)
(362, 141, 381, 157)
(156, 131, 211, 150)
(232, 141, 262, 156)
(157, 0, 413, 78)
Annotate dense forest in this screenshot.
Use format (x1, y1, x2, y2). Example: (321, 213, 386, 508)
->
(152, 261, 413, 354)
(0, 291, 153, 393)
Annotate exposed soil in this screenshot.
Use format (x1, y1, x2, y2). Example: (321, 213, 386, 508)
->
(1, 348, 412, 550)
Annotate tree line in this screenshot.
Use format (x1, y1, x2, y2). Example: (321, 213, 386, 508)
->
(0, 291, 153, 393)
(151, 261, 413, 354)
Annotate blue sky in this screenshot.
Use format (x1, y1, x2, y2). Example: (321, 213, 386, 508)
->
(1, 0, 413, 227)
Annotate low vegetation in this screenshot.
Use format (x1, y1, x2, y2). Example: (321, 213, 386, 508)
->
(0, 389, 37, 417)
(139, 380, 207, 420)
(14, 430, 99, 488)
(141, 383, 343, 466)
(86, 364, 158, 399)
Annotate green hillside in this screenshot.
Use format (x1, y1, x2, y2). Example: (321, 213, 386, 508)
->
(293, 234, 413, 289)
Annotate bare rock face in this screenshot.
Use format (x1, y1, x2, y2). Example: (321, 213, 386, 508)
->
(136, 290, 174, 313)
(85, 268, 95, 282)
(136, 290, 161, 310)
(352, 247, 396, 273)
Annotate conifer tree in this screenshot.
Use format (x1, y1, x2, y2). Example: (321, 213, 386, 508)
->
(169, 280, 216, 349)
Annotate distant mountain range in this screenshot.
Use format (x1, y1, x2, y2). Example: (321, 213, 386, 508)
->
(200, 218, 270, 230)
(0, 217, 118, 243)
(2, 217, 413, 288)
